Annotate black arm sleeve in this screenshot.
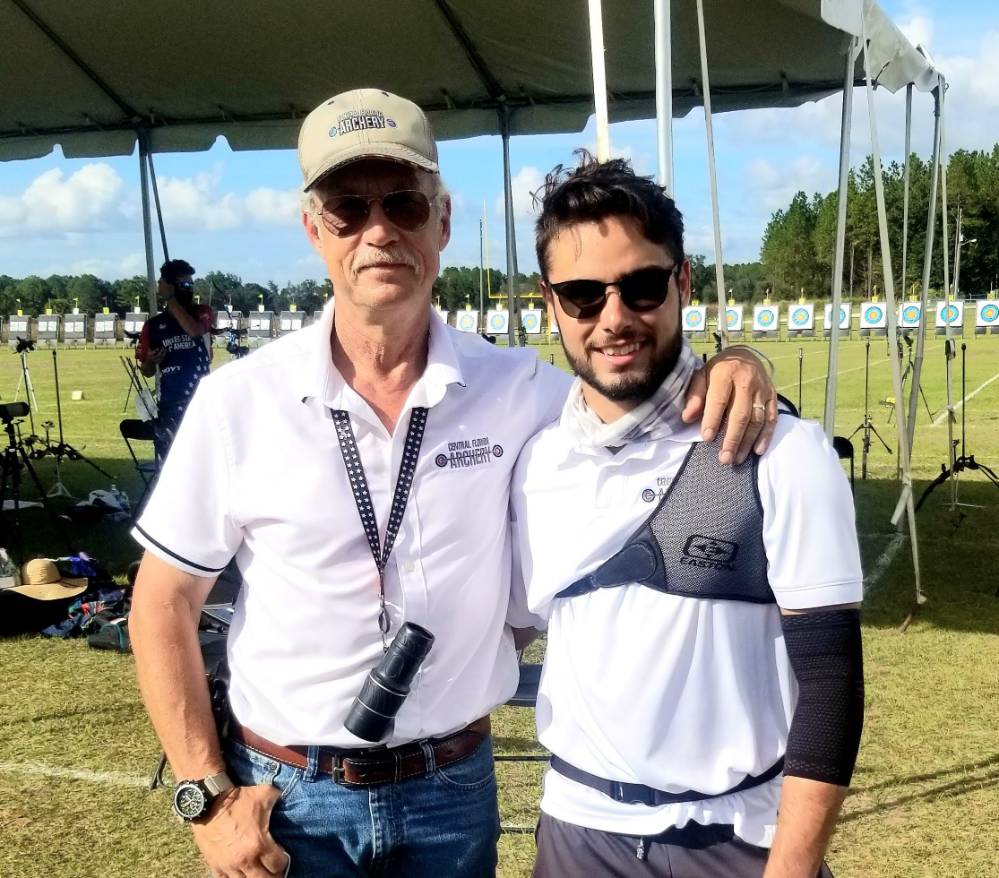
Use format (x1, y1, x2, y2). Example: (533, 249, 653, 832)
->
(781, 608, 864, 786)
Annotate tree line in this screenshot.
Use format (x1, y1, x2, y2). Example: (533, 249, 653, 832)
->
(0, 267, 544, 316)
(759, 146, 999, 301)
(4, 144, 995, 316)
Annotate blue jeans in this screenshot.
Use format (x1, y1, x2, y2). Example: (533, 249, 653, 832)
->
(224, 734, 500, 878)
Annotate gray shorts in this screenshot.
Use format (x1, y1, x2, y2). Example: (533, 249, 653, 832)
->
(532, 812, 834, 878)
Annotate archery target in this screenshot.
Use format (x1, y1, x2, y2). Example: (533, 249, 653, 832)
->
(753, 305, 779, 332)
(725, 305, 744, 331)
(823, 303, 851, 330)
(788, 303, 814, 330)
(935, 300, 964, 327)
(682, 305, 707, 332)
(455, 311, 478, 333)
(521, 309, 543, 334)
(860, 302, 887, 329)
(486, 310, 509, 334)
(976, 301, 999, 327)
(899, 303, 922, 328)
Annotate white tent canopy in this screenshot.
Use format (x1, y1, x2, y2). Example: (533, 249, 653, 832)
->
(1, 0, 939, 161)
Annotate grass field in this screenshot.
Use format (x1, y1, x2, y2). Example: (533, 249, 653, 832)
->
(0, 335, 997, 877)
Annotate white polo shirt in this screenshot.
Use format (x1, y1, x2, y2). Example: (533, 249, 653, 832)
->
(134, 302, 569, 747)
(511, 410, 862, 846)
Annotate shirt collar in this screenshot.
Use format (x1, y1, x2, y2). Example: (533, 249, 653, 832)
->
(300, 299, 465, 414)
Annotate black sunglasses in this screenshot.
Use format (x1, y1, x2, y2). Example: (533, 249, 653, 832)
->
(319, 190, 433, 237)
(174, 280, 195, 291)
(548, 264, 680, 319)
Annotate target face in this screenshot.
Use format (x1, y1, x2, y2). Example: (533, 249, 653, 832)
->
(726, 309, 740, 328)
(902, 305, 921, 324)
(456, 313, 477, 332)
(488, 312, 507, 332)
(864, 306, 884, 323)
(941, 304, 960, 324)
(758, 310, 775, 327)
(521, 312, 541, 332)
(791, 308, 809, 325)
(981, 303, 999, 324)
(685, 310, 704, 328)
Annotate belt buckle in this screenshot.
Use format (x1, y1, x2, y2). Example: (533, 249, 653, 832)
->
(331, 753, 347, 784)
(613, 781, 655, 807)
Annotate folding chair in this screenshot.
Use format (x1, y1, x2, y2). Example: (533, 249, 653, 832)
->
(119, 419, 159, 514)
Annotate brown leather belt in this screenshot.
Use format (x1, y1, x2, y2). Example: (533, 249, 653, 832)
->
(228, 716, 490, 787)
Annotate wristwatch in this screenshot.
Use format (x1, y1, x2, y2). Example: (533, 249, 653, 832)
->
(172, 771, 235, 821)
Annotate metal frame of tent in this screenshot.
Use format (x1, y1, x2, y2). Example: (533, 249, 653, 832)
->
(583, 0, 943, 612)
(2, 0, 945, 610)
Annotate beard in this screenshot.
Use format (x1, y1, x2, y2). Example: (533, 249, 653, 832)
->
(175, 288, 195, 308)
(562, 325, 684, 403)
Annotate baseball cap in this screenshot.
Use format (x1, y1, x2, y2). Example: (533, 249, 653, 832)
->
(298, 89, 439, 191)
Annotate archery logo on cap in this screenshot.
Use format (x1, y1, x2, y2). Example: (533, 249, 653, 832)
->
(298, 88, 439, 191)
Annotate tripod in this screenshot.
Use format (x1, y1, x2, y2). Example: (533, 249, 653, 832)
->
(848, 338, 892, 479)
(915, 342, 998, 512)
(897, 333, 933, 421)
(13, 347, 39, 427)
(33, 349, 113, 498)
(0, 405, 72, 556)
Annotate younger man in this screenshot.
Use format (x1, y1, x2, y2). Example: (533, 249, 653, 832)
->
(513, 157, 864, 877)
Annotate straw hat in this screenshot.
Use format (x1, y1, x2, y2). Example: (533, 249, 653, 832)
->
(6, 559, 88, 601)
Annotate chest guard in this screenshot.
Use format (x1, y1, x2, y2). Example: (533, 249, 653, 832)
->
(556, 438, 774, 604)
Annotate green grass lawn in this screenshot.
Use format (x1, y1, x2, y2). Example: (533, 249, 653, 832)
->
(0, 336, 997, 877)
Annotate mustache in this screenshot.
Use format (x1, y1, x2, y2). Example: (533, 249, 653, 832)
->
(351, 247, 419, 277)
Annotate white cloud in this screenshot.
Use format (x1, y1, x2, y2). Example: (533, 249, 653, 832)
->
(0, 163, 124, 236)
(39, 252, 147, 280)
(0, 162, 302, 240)
(898, 13, 934, 51)
(745, 155, 829, 210)
(494, 165, 545, 220)
(243, 187, 301, 226)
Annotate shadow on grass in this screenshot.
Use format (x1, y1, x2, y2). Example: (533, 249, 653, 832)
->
(1, 454, 150, 576)
(852, 478, 999, 634)
(852, 752, 999, 795)
(841, 766, 999, 823)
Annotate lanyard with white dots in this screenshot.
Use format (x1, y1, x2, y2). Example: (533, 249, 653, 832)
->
(331, 407, 429, 649)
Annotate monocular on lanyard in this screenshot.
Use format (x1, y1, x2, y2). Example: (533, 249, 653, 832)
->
(331, 406, 436, 742)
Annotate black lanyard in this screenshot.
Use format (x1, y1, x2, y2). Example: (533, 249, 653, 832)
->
(331, 407, 428, 648)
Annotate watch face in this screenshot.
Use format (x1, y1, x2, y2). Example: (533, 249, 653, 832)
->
(174, 783, 207, 820)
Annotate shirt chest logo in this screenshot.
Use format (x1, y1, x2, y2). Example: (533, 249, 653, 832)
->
(681, 535, 739, 570)
(434, 435, 504, 470)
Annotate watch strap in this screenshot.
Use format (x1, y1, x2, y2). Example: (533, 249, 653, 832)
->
(203, 771, 235, 797)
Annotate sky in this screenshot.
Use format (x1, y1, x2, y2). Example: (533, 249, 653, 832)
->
(0, 0, 996, 288)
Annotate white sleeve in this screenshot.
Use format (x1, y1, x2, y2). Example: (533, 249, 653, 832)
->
(132, 377, 241, 577)
(759, 417, 864, 610)
(506, 495, 547, 630)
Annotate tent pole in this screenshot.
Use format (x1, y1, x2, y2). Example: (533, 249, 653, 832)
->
(863, 32, 922, 608)
(694, 0, 727, 348)
(822, 37, 857, 437)
(653, 0, 674, 193)
(138, 131, 158, 314)
(500, 105, 521, 347)
(906, 84, 942, 460)
(587, 0, 611, 160)
(900, 84, 912, 300)
(938, 85, 956, 508)
(147, 147, 170, 262)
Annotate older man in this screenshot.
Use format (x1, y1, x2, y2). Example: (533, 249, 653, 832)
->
(129, 90, 776, 878)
